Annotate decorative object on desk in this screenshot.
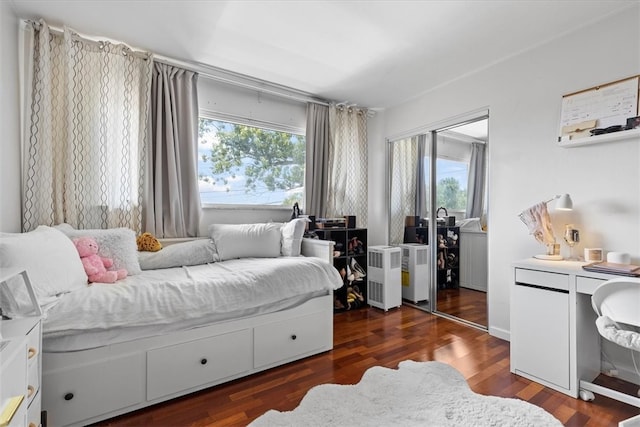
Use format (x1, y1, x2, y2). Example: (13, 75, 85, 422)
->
(518, 194, 572, 261)
(249, 360, 563, 427)
(583, 248, 603, 263)
(607, 251, 631, 265)
(563, 224, 580, 261)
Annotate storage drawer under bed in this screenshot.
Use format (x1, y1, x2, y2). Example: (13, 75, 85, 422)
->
(146, 328, 253, 400)
(254, 310, 331, 368)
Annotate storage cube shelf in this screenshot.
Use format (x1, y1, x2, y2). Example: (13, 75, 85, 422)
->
(313, 227, 368, 312)
(404, 225, 460, 289)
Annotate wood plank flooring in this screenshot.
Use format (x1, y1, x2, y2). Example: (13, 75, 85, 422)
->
(436, 287, 488, 326)
(98, 306, 639, 426)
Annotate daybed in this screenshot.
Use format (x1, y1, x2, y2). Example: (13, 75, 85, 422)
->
(0, 222, 342, 427)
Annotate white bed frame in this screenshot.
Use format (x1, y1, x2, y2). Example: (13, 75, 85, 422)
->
(41, 238, 334, 427)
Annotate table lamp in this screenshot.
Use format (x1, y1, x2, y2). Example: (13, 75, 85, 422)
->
(518, 194, 573, 260)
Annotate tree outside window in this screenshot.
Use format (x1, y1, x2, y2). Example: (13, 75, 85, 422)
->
(198, 118, 305, 205)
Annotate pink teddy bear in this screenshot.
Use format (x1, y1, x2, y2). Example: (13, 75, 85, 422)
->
(73, 237, 127, 284)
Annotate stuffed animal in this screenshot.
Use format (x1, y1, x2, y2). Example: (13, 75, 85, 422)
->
(136, 232, 162, 252)
(73, 237, 127, 283)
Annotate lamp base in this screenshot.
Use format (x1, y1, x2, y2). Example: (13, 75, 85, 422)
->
(534, 254, 563, 261)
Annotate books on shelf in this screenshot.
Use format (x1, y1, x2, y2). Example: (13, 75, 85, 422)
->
(582, 262, 640, 277)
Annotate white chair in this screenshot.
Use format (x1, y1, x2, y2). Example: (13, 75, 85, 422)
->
(583, 277, 640, 409)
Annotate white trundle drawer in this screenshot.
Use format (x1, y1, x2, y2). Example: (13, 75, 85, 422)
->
(42, 352, 144, 427)
(254, 310, 330, 368)
(146, 328, 252, 400)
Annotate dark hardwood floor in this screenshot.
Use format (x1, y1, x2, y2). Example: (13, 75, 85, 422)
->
(99, 306, 639, 426)
(437, 287, 488, 326)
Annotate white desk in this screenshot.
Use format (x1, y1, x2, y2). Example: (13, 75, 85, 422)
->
(511, 259, 640, 407)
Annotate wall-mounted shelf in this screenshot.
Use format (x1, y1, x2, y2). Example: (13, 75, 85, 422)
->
(558, 128, 640, 148)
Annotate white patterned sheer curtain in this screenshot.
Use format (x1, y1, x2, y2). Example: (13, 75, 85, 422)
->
(327, 105, 368, 227)
(389, 137, 419, 245)
(22, 20, 152, 232)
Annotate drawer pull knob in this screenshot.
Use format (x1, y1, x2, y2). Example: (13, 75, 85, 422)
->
(27, 385, 35, 398)
(29, 423, 37, 427)
(28, 347, 37, 359)
(200, 358, 208, 365)
(291, 334, 297, 340)
(64, 392, 74, 401)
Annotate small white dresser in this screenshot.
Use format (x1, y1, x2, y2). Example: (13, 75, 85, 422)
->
(1, 270, 43, 427)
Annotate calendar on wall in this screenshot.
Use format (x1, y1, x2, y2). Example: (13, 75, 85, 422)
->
(558, 75, 639, 142)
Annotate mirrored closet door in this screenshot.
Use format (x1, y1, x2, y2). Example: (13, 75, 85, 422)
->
(388, 114, 489, 328)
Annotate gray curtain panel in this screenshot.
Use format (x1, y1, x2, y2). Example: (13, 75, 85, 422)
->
(144, 62, 201, 238)
(305, 103, 330, 218)
(466, 142, 486, 218)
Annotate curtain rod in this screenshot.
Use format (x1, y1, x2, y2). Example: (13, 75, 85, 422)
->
(154, 55, 330, 107)
(24, 19, 329, 107)
(25, 20, 151, 60)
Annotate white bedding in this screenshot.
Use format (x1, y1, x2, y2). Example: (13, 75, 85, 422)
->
(43, 256, 343, 351)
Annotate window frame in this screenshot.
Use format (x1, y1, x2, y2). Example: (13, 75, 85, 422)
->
(197, 109, 306, 209)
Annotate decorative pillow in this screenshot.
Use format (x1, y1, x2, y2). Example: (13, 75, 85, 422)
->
(138, 239, 217, 270)
(209, 223, 283, 260)
(54, 224, 142, 275)
(281, 218, 309, 257)
(0, 226, 88, 310)
(137, 232, 163, 252)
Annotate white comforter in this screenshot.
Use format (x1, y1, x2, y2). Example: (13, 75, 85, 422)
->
(43, 256, 342, 338)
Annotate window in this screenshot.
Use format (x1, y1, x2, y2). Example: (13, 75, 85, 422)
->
(198, 117, 305, 206)
(436, 158, 468, 211)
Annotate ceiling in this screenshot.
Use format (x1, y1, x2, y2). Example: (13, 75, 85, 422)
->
(8, 0, 637, 109)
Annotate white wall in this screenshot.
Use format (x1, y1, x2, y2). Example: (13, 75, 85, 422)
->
(0, 2, 21, 232)
(369, 5, 640, 340)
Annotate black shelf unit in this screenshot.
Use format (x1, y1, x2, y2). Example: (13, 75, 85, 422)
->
(314, 227, 368, 312)
(403, 225, 460, 289)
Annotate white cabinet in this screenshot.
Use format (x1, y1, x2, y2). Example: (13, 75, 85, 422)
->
(511, 259, 621, 399)
(459, 231, 487, 292)
(1, 270, 42, 427)
(512, 270, 570, 389)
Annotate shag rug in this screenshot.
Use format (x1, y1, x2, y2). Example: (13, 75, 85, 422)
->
(249, 360, 562, 427)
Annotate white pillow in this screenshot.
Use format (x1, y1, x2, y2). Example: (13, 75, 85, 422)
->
(281, 218, 309, 257)
(209, 223, 283, 260)
(55, 224, 142, 275)
(139, 239, 218, 270)
(0, 226, 88, 310)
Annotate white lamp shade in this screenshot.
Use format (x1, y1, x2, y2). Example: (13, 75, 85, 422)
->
(556, 193, 573, 210)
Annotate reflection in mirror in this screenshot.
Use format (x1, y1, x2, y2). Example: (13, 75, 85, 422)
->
(387, 117, 488, 328)
(389, 135, 427, 245)
(434, 118, 488, 328)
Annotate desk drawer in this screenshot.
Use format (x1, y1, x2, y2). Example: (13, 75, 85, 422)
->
(515, 268, 569, 291)
(576, 276, 605, 295)
(254, 310, 330, 368)
(147, 329, 252, 400)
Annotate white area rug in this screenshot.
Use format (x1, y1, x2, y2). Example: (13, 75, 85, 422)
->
(250, 360, 562, 427)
